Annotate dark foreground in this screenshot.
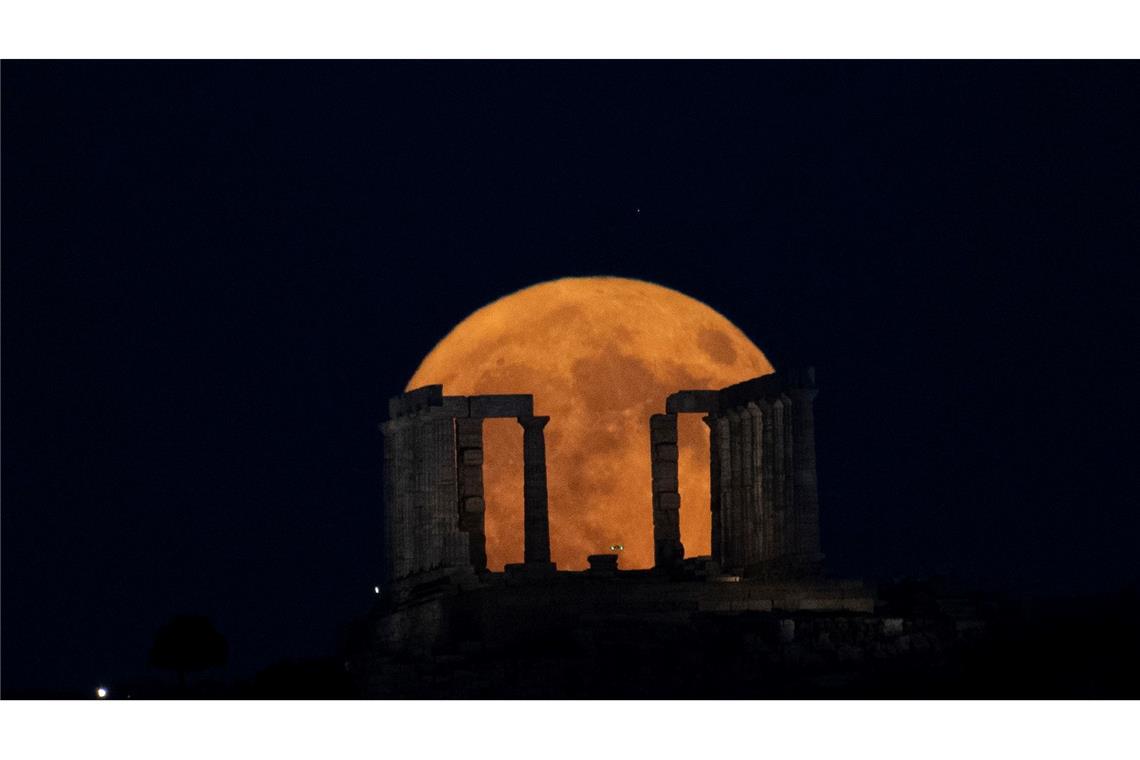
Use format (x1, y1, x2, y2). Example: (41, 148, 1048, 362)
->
(347, 585, 1140, 699)
(6, 582, 1137, 699)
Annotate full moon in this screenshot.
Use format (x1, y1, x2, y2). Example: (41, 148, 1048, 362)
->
(407, 276, 773, 570)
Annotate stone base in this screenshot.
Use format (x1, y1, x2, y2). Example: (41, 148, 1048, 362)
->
(503, 562, 557, 579)
(586, 554, 619, 574)
(348, 571, 908, 697)
(739, 552, 827, 580)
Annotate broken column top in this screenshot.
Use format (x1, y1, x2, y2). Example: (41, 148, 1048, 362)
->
(388, 384, 443, 419)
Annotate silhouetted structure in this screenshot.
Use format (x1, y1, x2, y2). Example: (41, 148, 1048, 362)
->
(379, 368, 825, 586)
(653, 367, 822, 575)
(344, 367, 1140, 698)
(381, 387, 553, 581)
(351, 369, 912, 696)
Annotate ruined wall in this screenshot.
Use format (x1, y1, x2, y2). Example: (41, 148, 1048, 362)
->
(382, 385, 551, 586)
(381, 386, 470, 581)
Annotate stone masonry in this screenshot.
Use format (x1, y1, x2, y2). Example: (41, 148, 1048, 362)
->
(656, 367, 823, 576)
(650, 413, 682, 567)
(381, 385, 553, 585)
(382, 367, 822, 587)
(360, 367, 887, 698)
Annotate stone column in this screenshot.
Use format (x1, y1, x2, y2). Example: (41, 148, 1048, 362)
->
(650, 413, 682, 568)
(786, 387, 822, 560)
(455, 417, 487, 571)
(518, 416, 553, 566)
(703, 415, 721, 565)
(758, 398, 777, 562)
(426, 411, 457, 568)
(744, 402, 764, 566)
(715, 415, 733, 569)
(780, 395, 797, 559)
(725, 408, 745, 570)
(763, 396, 791, 560)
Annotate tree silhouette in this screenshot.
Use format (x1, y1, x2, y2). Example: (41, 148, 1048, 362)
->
(148, 615, 227, 691)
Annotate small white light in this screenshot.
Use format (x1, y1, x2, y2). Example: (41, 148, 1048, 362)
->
(373, 586, 380, 595)
(96, 687, 107, 699)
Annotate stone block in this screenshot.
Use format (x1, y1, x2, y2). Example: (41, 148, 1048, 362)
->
(456, 435, 483, 450)
(468, 394, 533, 418)
(587, 554, 619, 572)
(653, 492, 681, 511)
(503, 561, 556, 577)
(649, 414, 677, 443)
(652, 477, 678, 493)
(388, 384, 443, 419)
(665, 390, 719, 415)
(440, 396, 470, 418)
(651, 459, 677, 481)
(653, 443, 679, 462)
(459, 464, 483, 487)
(454, 417, 483, 446)
(461, 449, 484, 465)
(461, 497, 485, 514)
(654, 539, 683, 565)
(653, 509, 679, 529)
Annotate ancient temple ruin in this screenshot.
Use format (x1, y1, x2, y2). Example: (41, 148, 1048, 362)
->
(651, 367, 823, 577)
(381, 386, 554, 585)
(359, 368, 882, 697)
(381, 367, 823, 585)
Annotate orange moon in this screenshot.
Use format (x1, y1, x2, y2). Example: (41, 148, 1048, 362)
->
(407, 276, 773, 570)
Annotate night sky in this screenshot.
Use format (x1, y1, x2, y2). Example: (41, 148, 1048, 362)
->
(3, 62, 1138, 694)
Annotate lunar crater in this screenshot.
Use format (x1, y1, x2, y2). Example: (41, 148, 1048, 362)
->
(697, 327, 738, 365)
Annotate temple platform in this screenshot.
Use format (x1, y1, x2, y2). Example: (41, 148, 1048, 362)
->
(349, 568, 1005, 697)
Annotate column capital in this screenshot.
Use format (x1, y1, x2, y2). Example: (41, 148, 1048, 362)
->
(517, 415, 550, 430)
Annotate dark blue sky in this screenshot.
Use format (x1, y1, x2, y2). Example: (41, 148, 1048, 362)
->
(3, 61, 1138, 693)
